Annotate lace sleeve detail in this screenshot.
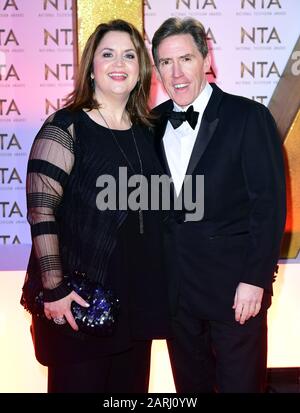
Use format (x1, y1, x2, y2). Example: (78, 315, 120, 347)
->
(27, 120, 75, 301)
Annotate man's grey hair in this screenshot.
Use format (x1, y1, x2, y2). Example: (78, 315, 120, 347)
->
(152, 17, 208, 67)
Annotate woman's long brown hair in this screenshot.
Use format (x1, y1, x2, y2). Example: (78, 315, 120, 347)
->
(65, 19, 154, 127)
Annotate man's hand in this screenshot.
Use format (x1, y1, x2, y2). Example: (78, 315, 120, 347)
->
(232, 282, 264, 325)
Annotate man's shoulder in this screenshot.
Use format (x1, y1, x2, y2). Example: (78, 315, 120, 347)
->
(219, 88, 275, 128)
(222, 88, 269, 115)
(152, 99, 173, 115)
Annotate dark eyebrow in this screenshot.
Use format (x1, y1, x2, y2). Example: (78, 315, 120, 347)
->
(158, 57, 172, 63)
(180, 53, 194, 59)
(99, 48, 136, 53)
(158, 54, 194, 63)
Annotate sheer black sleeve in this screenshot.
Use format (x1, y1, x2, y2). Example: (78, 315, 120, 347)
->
(26, 115, 75, 302)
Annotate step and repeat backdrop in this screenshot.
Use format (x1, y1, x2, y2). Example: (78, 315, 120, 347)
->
(0, 0, 300, 392)
(1, 0, 299, 249)
(0, 0, 74, 248)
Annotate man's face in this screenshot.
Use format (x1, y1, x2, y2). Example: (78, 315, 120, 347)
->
(156, 34, 211, 108)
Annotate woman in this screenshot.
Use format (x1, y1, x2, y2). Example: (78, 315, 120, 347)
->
(21, 19, 170, 393)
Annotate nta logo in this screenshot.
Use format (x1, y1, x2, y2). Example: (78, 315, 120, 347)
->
(241, 0, 281, 9)
(0, 0, 18, 11)
(241, 61, 280, 78)
(241, 27, 281, 44)
(176, 0, 217, 9)
(43, 0, 72, 11)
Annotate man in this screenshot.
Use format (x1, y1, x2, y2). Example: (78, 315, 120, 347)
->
(151, 18, 286, 393)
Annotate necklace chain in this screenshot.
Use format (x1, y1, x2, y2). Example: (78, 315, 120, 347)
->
(97, 108, 144, 234)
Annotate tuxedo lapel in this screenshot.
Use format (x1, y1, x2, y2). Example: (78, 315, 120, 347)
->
(185, 117, 219, 176)
(160, 140, 172, 178)
(186, 83, 223, 176)
(158, 127, 177, 198)
(153, 99, 173, 177)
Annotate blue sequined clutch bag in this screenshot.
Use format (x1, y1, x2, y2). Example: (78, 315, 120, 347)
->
(68, 271, 120, 336)
(21, 271, 120, 337)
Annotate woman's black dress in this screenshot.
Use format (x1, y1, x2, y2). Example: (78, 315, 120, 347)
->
(23, 108, 171, 366)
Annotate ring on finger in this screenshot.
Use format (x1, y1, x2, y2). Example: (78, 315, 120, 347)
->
(53, 316, 66, 325)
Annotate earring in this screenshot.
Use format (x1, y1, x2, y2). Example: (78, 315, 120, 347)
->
(90, 75, 95, 90)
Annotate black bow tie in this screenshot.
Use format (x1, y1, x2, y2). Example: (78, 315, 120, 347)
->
(166, 105, 199, 130)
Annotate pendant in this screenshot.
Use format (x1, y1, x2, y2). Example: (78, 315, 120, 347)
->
(138, 209, 144, 235)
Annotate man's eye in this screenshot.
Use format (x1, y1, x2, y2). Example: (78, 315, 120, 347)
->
(161, 60, 170, 66)
(182, 56, 191, 62)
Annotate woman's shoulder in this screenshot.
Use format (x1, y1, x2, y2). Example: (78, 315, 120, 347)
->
(134, 122, 165, 174)
(134, 121, 154, 140)
(134, 122, 156, 150)
(43, 107, 80, 130)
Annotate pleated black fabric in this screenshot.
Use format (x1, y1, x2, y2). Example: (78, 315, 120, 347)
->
(23, 108, 171, 366)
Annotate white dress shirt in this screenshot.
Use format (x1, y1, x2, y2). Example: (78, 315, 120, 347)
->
(163, 82, 213, 196)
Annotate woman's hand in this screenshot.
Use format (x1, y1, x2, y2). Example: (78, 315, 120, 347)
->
(44, 291, 89, 331)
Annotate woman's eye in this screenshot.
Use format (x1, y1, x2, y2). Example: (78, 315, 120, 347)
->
(103, 52, 113, 58)
(125, 53, 136, 59)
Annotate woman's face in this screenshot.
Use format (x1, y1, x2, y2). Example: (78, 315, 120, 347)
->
(92, 30, 140, 103)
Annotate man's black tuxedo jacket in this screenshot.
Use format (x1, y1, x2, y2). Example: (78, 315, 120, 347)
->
(153, 83, 286, 321)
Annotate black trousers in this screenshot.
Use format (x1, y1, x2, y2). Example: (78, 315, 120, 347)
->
(48, 340, 152, 393)
(167, 300, 268, 393)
